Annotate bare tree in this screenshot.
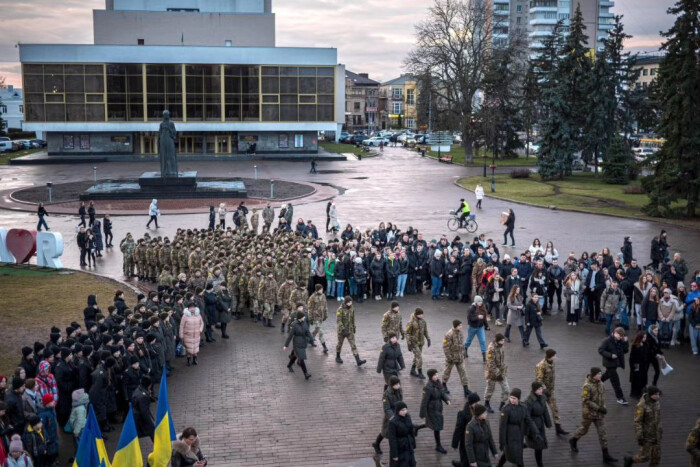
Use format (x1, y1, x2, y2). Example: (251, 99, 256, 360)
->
(405, 0, 509, 164)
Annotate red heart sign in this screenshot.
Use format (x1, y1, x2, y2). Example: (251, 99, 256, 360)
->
(7, 229, 37, 264)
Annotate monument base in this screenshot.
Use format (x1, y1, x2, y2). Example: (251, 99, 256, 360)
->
(138, 171, 198, 189)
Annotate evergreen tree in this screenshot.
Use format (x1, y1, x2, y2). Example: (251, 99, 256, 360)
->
(520, 62, 539, 159)
(602, 136, 632, 184)
(646, 0, 700, 217)
(537, 82, 576, 180)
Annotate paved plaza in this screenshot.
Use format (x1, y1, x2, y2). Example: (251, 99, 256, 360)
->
(1, 147, 699, 466)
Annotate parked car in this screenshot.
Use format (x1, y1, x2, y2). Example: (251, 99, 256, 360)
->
(452, 134, 462, 144)
(362, 136, 390, 147)
(30, 139, 47, 148)
(349, 134, 366, 144)
(338, 132, 351, 143)
(14, 140, 33, 150)
(0, 137, 13, 153)
(397, 133, 415, 143)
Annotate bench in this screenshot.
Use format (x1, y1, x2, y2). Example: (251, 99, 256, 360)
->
(439, 155, 453, 163)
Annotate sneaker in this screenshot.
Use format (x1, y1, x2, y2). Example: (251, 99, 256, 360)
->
(573, 322, 577, 326)
(501, 243, 508, 246)
(617, 398, 629, 405)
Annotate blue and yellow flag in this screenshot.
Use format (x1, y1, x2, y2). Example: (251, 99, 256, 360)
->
(148, 367, 177, 467)
(112, 405, 143, 467)
(73, 404, 111, 467)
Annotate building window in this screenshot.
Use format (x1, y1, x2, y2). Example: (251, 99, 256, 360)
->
(294, 134, 304, 148)
(392, 101, 403, 115)
(224, 65, 260, 121)
(517, 17, 521, 24)
(146, 64, 183, 120)
(650, 68, 656, 76)
(0, 105, 6, 113)
(406, 89, 415, 105)
(19, 105, 24, 113)
(405, 118, 415, 129)
(558, 13, 570, 20)
(517, 4, 522, 11)
(354, 101, 361, 111)
(643, 69, 648, 76)
(137, 39, 145, 45)
(392, 88, 403, 100)
(107, 64, 143, 121)
(186, 65, 222, 121)
(225, 40, 232, 46)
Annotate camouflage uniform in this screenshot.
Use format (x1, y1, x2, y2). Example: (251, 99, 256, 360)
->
(687, 418, 700, 467)
(630, 394, 662, 466)
(170, 244, 180, 276)
(134, 240, 147, 279)
(296, 255, 312, 288)
(188, 250, 203, 274)
(248, 273, 262, 318)
(159, 241, 172, 275)
(572, 374, 608, 449)
(442, 327, 469, 386)
(277, 280, 295, 325)
(250, 209, 259, 234)
(262, 206, 274, 233)
(307, 291, 328, 345)
(484, 341, 510, 404)
(120, 235, 136, 277)
(258, 276, 278, 320)
(535, 357, 560, 424)
(381, 309, 405, 342)
(227, 269, 240, 315)
(239, 273, 250, 314)
(336, 302, 358, 355)
(177, 246, 190, 277)
(405, 312, 430, 371)
(146, 241, 159, 280)
(158, 269, 174, 288)
(290, 285, 309, 315)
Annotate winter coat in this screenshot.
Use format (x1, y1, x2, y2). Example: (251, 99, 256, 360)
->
(420, 380, 450, 431)
(602, 287, 626, 315)
(202, 291, 218, 326)
(598, 335, 629, 369)
(170, 438, 205, 467)
(216, 289, 233, 324)
(91, 223, 103, 251)
(465, 417, 498, 467)
(387, 413, 418, 467)
(525, 393, 551, 450)
(284, 320, 313, 361)
(506, 296, 524, 327)
(451, 403, 474, 466)
(353, 262, 368, 285)
(386, 259, 400, 279)
(179, 309, 204, 355)
(88, 364, 107, 421)
(523, 300, 542, 328)
(53, 360, 77, 424)
(499, 402, 536, 465)
(131, 385, 154, 439)
(68, 393, 90, 439)
(430, 257, 444, 278)
(161, 319, 176, 362)
(370, 257, 387, 282)
(381, 387, 404, 438)
(376, 342, 405, 378)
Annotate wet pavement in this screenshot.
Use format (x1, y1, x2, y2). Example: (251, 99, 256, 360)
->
(1, 147, 699, 466)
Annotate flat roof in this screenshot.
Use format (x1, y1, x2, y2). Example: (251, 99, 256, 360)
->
(19, 44, 338, 66)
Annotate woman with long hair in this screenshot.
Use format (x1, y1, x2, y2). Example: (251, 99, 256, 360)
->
(628, 331, 648, 399)
(528, 238, 544, 258)
(505, 285, 525, 343)
(641, 287, 660, 332)
(563, 271, 582, 325)
(632, 274, 653, 331)
(543, 241, 558, 267)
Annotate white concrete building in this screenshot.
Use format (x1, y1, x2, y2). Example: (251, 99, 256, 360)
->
(0, 85, 24, 132)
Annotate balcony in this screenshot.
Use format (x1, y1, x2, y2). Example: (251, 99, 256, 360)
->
(530, 17, 558, 26)
(599, 0, 614, 6)
(529, 29, 555, 38)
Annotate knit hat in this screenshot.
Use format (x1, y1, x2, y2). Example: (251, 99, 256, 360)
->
(38, 361, 50, 374)
(394, 402, 408, 413)
(141, 376, 152, 387)
(42, 393, 54, 406)
(473, 404, 487, 417)
(494, 333, 505, 342)
(389, 376, 400, 387)
(72, 388, 85, 402)
(60, 347, 72, 359)
(590, 367, 602, 377)
(474, 295, 483, 304)
(105, 357, 116, 369)
(28, 415, 41, 427)
(296, 311, 305, 320)
(509, 388, 522, 399)
(82, 345, 93, 357)
(467, 393, 481, 405)
(531, 381, 544, 393)
(130, 355, 139, 365)
(33, 342, 45, 354)
(452, 320, 461, 328)
(427, 369, 438, 379)
(22, 346, 33, 357)
(12, 378, 25, 390)
(545, 349, 557, 359)
(9, 434, 24, 454)
(42, 348, 53, 359)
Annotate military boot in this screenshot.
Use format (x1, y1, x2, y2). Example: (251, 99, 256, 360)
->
(322, 342, 329, 354)
(410, 365, 419, 377)
(354, 354, 367, 366)
(280, 321, 286, 333)
(485, 400, 495, 413)
(336, 352, 343, 364)
(555, 424, 569, 435)
(482, 352, 486, 363)
(569, 437, 579, 453)
(602, 448, 618, 463)
(463, 385, 471, 397)
(417, 369, 426, 380)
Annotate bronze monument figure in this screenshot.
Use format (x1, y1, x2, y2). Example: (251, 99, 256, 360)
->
(159, 109, 178, 177)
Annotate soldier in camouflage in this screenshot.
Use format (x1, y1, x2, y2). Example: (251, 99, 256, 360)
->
(484, 334, 509, 413)
(624, 386, 662, 467)
(158, 265, 174, 290)
(405, 308, 430, 380)
(188, 245, 203, 274)
(307, 283, 329, 353)
(570, 367, 618, 464)
(442, 320, 471, 398)
(248, 269, 262, 321)
(290, 281, 309, 324)
(134, 238, 147, 281)
(120, 233, 136, 278)
(250, 208, 259, 234)
(277, 277, 296, 332)
(177, 242, 190, 277)
(159, 238, 172, 275)
(258, 270, 278, 327)
(687, 417, 700, 467)
(335, 296, 366, 366)
(262, 204, 274, 233)
(381, 301, 405, 342)
(535, 348, 568, 435)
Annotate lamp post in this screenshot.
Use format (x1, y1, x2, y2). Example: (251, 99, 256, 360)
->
(46, 182, 53, 203)
(270, 179, 275, 198)
(254, 165, 258, 180)
(93, 166, 97, 182)
(491, 127, 497, 193)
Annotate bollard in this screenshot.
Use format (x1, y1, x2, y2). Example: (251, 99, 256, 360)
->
(270, 179, 275, 198)
(46, 182, 53, 203)
(93, 166, 97, 182)
(254, 165, 258, 180)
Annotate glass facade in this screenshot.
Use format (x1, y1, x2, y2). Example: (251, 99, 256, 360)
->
(23, 64, 336, 123)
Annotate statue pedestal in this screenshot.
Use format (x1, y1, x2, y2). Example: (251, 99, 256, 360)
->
(138, 171, 197, 190)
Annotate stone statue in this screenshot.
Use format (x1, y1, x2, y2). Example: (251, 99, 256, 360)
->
(159, 110, 178, 177)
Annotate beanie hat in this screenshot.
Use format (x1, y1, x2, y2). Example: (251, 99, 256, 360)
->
(42, 348, 53, 359)
(531, 381, 544, 393)
(42, 393, 54, 406)
(82, 345, 93, 357)
(9, 434, 24, 454)
(105, 357, 116, 369)
(494, 333, 505, 342)
(28, 415, 41, 427)
(427, 369, 438, 379)
(467, 393, 481, 405)
(510, 388, 522, 399)
(33, 342, 45, 354)
(66, 326, 76, 336)
(137, 293, 146, 301)
(296, 311, 305, 320)
(22, 346, 33, 357)
(590, 367, 602, 377)
(389, 376, 400, 387)
(141, 376, 152, 387)
(474, 295, 483, 304)
(394, 402, 408, 413)
(60, 347, 72, 359)
(452, 320, 461, 328)
(545, 349, 557, 359)
(12, 378, 25, 390)
(473, 404, 487, 417)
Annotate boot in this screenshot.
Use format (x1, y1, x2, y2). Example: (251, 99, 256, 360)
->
(192, 357, 198, 366)
(266, 318, 274, 328)
(498, 401, 505, 411)
(372, 435, 383, 455)
(322, 342, 329, 354)
(435, 445, 447, 454)
(354, 354, 367, 366)
(287, 361, 294, 373)
(186, 357, 191, 366)
(485, 400, 495, 413)
(602, 448, 618, 463)
(623, 456, 633, 467)
(555, 423, 569, 435)
(221, 324, 229, 339)
(281, 321, 286, 333)
(443, 383, 450, 394)
(569, 437, 579, 453)
(463, 385, 471, 397)
(417, 369, 426, 380)
(410, 365, 419, 377)
(482, 352, 486, 363)
(336, 352, 343, 364)
(304, 372, 312, 380)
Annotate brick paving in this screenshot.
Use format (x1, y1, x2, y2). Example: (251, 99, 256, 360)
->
(1, 147, 698, 466)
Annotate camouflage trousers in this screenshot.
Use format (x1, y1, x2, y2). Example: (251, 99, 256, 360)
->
(631, 443, 660, 467)
(251, 299, 260, 316)
(410, 345, 424, 369)
(137, 261, 146, 277)
(310, 320, 326, 344)
(546, 392, 561, 424)
(262, 302, 274, 320)
(281, 307, 294, 323)
(485, 376, 511, 404)
(336, 330, 358, 354)
(574, 418, 608, 449)
(123, 258, 134, 277)
(443, 360, 469, 386)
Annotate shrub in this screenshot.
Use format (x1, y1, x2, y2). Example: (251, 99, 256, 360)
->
(510, 169, 531, 179)
(623, 183, 645, 194)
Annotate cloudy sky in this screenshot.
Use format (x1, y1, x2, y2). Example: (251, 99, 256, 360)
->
(1, 0, 676, 88)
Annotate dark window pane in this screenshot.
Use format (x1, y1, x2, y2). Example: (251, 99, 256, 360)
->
(45, 74, 64, 93)
(317, 77, 334, 94)
(127, 75, 143, 93)
(262, 66, 278, 76)
(299, 77, 315, 94)
(66, 93, 85, 103)
(125, 64, 142, 74)
(204, 99, 221, 120)
(262, 95, 278, 103)
(86, 94, 104, 103)
(147, 65, 165, 75)
(299, 95, 316, 104)
(186, 76, 203, 94)
(26, 102, 44, 121)
(165, 76, 182, 93)
(64, 65, 84, 75)
(86, 104, 105, 121)
(45, 104, 65, 121)
(85, 65, 103, 75)
(85, 75, 104, 93)
(317, 104, 334, 121)
(318, 94, 334, 104)
(280, 94, 296, 104)
(107, 75, 126, 93)
(224, 76, 241, 93)
(242, 104, 259, 120)
(280, 104, 298, 121)
(262, 104, 279, 121)
(65, 75, 86, 93)
(45, 93, 64, 103)
(317, 67, 335, 77)
(224, 65, 242, 77)
(280, 67, 297, 76)
(261, 76, 278, 94)
(203, 75, 221, 93)
(44, 64, 63, 74)
(242, 77, 259, 93)
(26, 93, 44, 104)
(187, 103, 203, 120)
(66, 104, 85, 121)
(299, 67, 316, 76)
(147, 76, 164, 94)
(299, 105, 316, 121)
(107, 64, 127, 75)
(163, 65, 181, 76)
(279, 77, 298, 94)
(225, 95, 241, 120)
(24, 74, 44, 92)
(128, 95, 144, 120)
(23, 64, 43, 74)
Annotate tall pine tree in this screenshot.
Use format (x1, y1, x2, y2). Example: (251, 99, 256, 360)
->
(646, 0, 700, 217)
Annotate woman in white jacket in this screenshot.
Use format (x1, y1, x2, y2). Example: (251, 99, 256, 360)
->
(217, 203, 227, 229)
(146, 199, 159, 229)
(475, 183, 485, 209)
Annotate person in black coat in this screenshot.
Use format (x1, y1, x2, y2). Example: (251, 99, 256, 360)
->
(88, 355, 111, 432)
(420, 368, 451, 454)
(6, 378, 27, 435)
(525, 382, 551, 467)
(78, 202, 87, 228)
(83, 295, 100, 328)
(373, 375, 403, 455)
(87, 201, 96, 227)
(597, 327, 629, 404)
(202, 283, 218, 342)
(284, 312, 314, 380)
(628, 331, 649, 399)
(621, 236, 633, 266)
(77, 227, 88, 266)
(19, 346, 37, 380)
(208, 206, 215, 230)
(131, 376, 155, 441)
(430, 251, 445, 300)
(465, 404, 499, 467)
(103, 214, 113, 247)
(412, 244, 429, 294)
(497, 388, 537, 467)
(376, 333, 405, 387)
(451, 392, 481, 467)
(586, 263, 605, 322)
(388, 401, 422, 467)
(53, 350, 77, 426)
(458, 253, 473, 303)
(502, 209, 515, 247)
(123, 355, 143, 401)
(523, 294, 547, 349)
(370, 253, 387, 300)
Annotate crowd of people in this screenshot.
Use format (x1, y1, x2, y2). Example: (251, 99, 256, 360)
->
(8, 196, 699, 467)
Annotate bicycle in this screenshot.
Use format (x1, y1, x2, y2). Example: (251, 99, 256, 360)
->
(447, 210, 478, 233)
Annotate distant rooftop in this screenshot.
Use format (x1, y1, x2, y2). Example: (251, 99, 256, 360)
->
(636, 55, 664, 66)
(346, 70, 379, 86)
(382, 74, 416, 86)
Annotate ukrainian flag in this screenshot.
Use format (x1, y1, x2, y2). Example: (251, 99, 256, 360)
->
(112, 404, 143, 466)
(73, 404, 111, 467)
(148, 367, 177, 467)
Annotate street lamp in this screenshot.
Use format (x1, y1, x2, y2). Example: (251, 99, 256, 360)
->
(491, 127, 497, 192)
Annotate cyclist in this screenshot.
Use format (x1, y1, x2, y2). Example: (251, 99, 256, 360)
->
(456, 198, 471, 228)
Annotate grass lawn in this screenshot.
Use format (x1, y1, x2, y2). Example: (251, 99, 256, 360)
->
(424, 145, 538, 167)
(0, 265, 137, 375)
(0, 147, 42, 165)
(457, 173, 699, 226)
